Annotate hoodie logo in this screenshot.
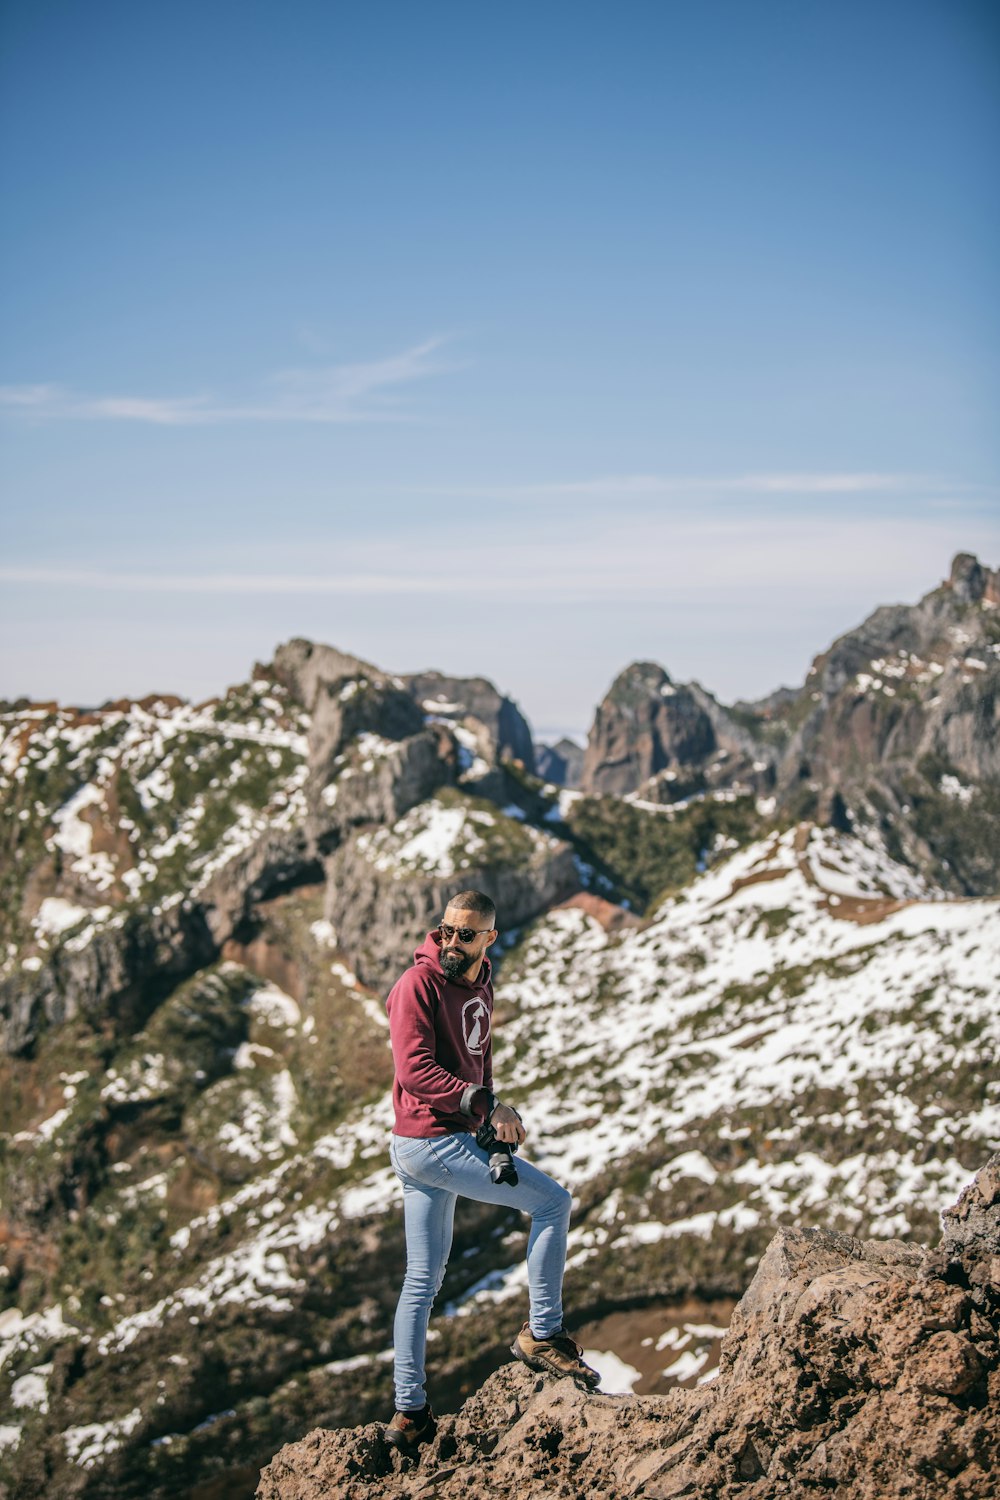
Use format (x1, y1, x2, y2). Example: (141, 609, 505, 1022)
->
(462, 996, 491, 1056)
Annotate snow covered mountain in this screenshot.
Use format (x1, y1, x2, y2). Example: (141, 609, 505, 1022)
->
(1, 562, 998, 1499)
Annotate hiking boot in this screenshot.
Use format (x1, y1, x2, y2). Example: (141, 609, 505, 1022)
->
(511, 1322, 601, 1388)
(385, 1404, 436, 1458)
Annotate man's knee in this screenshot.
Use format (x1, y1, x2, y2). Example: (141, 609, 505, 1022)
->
(403, 1261, 448, 1303)
(539, 1181, 572, 1224)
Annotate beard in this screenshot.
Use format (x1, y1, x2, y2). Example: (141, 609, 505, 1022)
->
(440, 946, 474, 980)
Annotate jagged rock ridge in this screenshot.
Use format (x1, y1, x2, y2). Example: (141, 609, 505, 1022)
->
(257, 1155, 1000, 1500)
(0, 645, 576, 1054)
(579, 554, 1000, 895)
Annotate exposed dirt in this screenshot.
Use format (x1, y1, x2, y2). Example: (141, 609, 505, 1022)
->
(555, 891, 644, 933)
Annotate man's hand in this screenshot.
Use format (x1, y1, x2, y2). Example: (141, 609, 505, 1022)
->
(490, 1102, 526, 1145)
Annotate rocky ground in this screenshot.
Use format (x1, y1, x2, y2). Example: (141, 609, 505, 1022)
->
(257, 1155, 1000, 1500)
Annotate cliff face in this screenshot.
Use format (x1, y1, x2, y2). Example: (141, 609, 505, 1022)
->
(399, 669, 536, 775)
(580, 662, 718, 798)
(257, 1156, 1000, 1500)
(534, 737, 585, 789)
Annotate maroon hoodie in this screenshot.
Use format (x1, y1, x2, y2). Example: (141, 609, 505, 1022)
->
(386, 930, 494, 1137)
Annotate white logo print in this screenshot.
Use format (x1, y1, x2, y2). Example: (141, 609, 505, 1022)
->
(462, 996, 491, 1056)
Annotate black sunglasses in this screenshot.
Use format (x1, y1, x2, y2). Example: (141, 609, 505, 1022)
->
(440, 922, 493, 944)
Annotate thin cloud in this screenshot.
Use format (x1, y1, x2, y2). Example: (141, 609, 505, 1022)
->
(421, 471, 919, 502)
(4, 512, 995, 603)
(0, 337, 456, 426)
(0, 567, 449, 594)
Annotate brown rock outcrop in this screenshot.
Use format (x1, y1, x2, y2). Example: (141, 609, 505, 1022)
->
(257, 1156, 1000, 1499)
(581, 662, 718, 797)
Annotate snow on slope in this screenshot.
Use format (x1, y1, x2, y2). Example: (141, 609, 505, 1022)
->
(0, 682, 310, 966)
(2, 823, 996, 1466)
(455, 823, 998, 1311)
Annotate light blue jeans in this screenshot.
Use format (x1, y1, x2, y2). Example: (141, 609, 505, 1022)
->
(389, 1130, 573, 1410)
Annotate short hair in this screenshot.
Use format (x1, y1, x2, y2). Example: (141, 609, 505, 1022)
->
(446, 889, 496, 927)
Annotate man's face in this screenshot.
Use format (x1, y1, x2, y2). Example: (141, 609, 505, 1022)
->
(439, 904, 496, 980)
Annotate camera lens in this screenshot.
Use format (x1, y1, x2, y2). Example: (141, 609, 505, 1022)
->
(488, 1150, 518, 1187)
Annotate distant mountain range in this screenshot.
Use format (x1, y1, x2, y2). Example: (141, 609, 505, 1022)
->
(0, 553, 997, 1499)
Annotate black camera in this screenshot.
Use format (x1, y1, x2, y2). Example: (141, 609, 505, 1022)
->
(475, 1118, 519, 1186)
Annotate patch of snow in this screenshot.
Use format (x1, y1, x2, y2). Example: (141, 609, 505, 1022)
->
(33, 898, 90, 937)
(653, 1150, 718, 1187)
(64, 1408, 143, 1469)
(233, 1042, 276, 1069)
(661, 1348, 709, 1381)
(940, 775, 974, 806)
(585, 1349, 643, 1393)
(247, 982, 301, 1032)
(0, 1305, 78, 1372)
(355, 732, 397, 770)
(34, 1106, 72, 1142)
(101, 1052, 171, 1106)
(422, 698, 462, 714)
(51, 783, 116, 891)
(11, 1365, 51, 1412)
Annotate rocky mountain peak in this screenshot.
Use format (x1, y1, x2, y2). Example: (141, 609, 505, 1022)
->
(581, 661, 717, 796)
(946, 551, 1000, 606)
(270, 638, 387, 712)
(577, 556, 1000, 893)
(534, 736, 585, 788)
(608, 659, 675, 704)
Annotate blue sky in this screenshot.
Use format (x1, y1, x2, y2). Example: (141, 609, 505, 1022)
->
(2, 0, 998, 737)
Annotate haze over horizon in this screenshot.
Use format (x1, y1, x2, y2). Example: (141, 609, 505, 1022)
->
(2, 1, 998, 734)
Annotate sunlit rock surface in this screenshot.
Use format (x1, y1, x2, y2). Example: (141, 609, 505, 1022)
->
(258, 1157, 1000, 1500)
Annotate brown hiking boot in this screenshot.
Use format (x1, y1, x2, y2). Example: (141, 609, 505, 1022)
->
(385, 1404, 436, 1458)
(511, 1322, 601, 1388)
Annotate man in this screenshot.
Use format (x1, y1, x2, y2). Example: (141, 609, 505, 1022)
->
(384, 889, 599, 1458)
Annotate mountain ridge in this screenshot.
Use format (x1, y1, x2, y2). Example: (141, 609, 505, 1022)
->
(0, 554, 997, 1499)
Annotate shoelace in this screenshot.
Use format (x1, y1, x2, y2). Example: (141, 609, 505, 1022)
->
(546, 1332, 584, 1358)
